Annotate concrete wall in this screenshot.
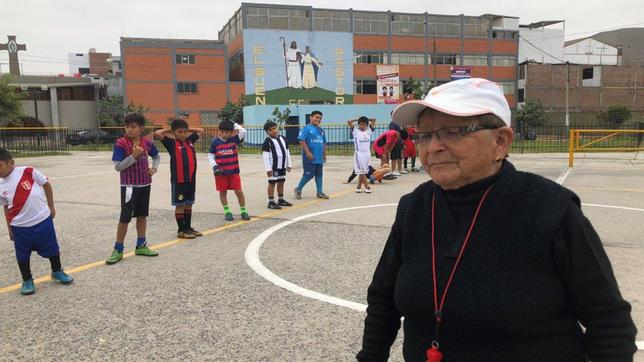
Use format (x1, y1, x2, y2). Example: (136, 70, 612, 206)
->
(564, 38, 619, 65)
(519, 27, 564, 63)
(58, 101, 98, 129)
(21, 101, 53, 126)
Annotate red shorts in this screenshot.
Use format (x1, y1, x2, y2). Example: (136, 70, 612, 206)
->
(215, 174, 242, 191)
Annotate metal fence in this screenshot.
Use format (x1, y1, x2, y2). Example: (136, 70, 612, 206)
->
(1, 123, 643, 157)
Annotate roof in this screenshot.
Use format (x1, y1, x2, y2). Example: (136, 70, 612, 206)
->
(519, 20, 565, 29)
(9, 75, 95, 87)
(564, 28, 644, 65)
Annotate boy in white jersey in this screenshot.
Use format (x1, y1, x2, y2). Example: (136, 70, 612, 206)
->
(347, 116, 376, 193)
(0, 149, 73, 295)
(262, 121, 293, 209)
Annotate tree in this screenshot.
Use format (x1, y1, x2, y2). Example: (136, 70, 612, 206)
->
(597, 106, 631, 127)
(97, 95, 149, 127)
(0, 74, 25, 127)
(403, 77, 425, 100)
(516, 99, 548, 127)
(267, 107, 292, 126)
(217, 95, 245, 124)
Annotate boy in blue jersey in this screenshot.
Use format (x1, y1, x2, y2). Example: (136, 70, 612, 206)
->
(294, 110, 329, 200)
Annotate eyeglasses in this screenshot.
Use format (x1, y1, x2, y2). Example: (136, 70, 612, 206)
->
(411, 124, 499, 144)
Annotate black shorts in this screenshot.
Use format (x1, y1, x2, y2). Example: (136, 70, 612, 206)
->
(390, 143, 403, 161)
(120, 185, 151, 223)
(172, 181, 196, 206)
(268, 169, 287, 185)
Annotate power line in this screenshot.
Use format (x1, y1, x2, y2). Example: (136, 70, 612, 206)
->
(518, 35, 566, 63)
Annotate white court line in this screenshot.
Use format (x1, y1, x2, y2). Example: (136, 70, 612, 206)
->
(245, 202, 644, 350)
(556, 167, 572, 185)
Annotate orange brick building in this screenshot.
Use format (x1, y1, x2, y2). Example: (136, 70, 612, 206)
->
(121, 37, 244, 125)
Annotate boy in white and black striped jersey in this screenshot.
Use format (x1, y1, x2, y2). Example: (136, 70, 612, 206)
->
(261, 121, 293, 209)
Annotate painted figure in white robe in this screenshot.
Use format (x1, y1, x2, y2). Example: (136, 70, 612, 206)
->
(286, 41, 303, 88)
(301, 46, 323, 89)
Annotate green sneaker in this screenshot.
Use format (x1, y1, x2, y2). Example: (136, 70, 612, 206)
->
(224, 213, 234, 221)
(105, 250, 123, 265)
(135, 245, 159, 257)
(241, 212, 251, 221)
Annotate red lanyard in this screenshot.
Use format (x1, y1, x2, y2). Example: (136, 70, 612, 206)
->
(427, 186, 493, 362)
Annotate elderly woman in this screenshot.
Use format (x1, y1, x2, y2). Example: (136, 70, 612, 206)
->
(357, 78, 637, 362)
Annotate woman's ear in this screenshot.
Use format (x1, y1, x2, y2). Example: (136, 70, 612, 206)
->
(495, 127, 514, 159)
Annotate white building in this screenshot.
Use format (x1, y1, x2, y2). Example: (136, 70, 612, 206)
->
(564, 38, 620, 65)
(68, 52, 90, 75)
(519, 20, 565, 64)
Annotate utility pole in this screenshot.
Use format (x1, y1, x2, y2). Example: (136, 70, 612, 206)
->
(565, 61, 570, 127)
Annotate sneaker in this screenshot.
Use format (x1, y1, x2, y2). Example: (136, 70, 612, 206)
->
(177, 230, 196, 239)
(294, 187, 302, 200)
(105, 250, 123, 265)
(21, 279, 35, 295)
(316, 192, 330, 199)
(224, 213, 234, 221)
(383, 175, 396, 181)
(241, 212, 251, 221)
(135, 245, 159, 257)
(268, 201, 282, 210)
(188, 228, 203, 237)
(392, 171, 401, 176)
(356, 188, 362, 193)
(277, 199, 293, 207)
(51, 270, 74, 284)
(365, 187, 372, 194)
(369, 176, 376, 184)
(401, 170, 409, 174)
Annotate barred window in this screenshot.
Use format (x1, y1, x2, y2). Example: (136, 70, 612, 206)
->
(428, 15, 461, 37)
(498, 82, 515, 95)
(462, 55, 488, 66)
(433, 54, 460, 65)
(389, 53, 425, 65)
(463, 17, 490, 38)
(176, 54, 195, 64)
(354, 51, 387, 64)
(353, 12, 388, 34)
(491, 56, 516, 66)
(354, 80, 378, 94)
(391, 14, 425, 35)
(247, 7, 309, 30)
(177, 82, 198, 94)
(313, 10, 350, 32)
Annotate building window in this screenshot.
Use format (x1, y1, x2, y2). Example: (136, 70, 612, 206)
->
(428, 15, 461, 37)
(491, 56, 516, 67)
(353, 12, 388, 34)
(177, 82, 198, 94)
(463, 55, 489, 66)
(354, 51, 387, 64)
(582, 67, 594, 80)
(247, 6, 309, 31)
(493, 31, 517, 39)
(354, 80, 377, 94)
(176, 54, 195, 64)
(391, 14, 425, 36)
(433, 54, 460, 65)
(389, 52, 425, 65)
(313, 10, 350, 32)
(498, 82, 515, 95)
(463, 17, 490, 38)
(518, 89, 525, 102)
(56, 87, 95, 101)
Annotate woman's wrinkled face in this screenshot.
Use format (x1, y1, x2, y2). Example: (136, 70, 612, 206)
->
(417, 111, 502, 190)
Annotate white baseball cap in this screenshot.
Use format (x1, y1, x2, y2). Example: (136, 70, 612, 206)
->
(392, 78, 512, 127)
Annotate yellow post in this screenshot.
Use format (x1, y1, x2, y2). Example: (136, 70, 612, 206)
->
(568, 129, 575, 167)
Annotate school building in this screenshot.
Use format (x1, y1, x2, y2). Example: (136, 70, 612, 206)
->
(122, 3, 520, 126)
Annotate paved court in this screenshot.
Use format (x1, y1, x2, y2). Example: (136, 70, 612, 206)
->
(0, 151, 642, 361)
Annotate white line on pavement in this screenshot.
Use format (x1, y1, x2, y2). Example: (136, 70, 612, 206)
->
(556, 167, 572, 185)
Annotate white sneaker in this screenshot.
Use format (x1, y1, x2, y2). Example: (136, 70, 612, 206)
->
(392, 171, 401, 176)
(365, 187, 372, 194)
(401, 170, 409, 174)
(356, 188, 362, 193)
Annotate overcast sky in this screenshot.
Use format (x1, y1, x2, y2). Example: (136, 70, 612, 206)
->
(2, 0, 643, 75)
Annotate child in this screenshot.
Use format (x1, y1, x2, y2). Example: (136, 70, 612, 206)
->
(106, 113, 160, 265)
(347, 116, 376, 193)
(261, 121, 293, 209)
(154, 119, 204, 239)
(208, 120, 250, 221)
(403, 126, 419, 172)
(372, 129, 400, 170)
(345, 165, 377, 185)
(0, 148, 73, 295)
(294, 110, 328, 200)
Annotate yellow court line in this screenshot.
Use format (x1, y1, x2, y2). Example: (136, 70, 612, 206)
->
(0, 189, 354, 295)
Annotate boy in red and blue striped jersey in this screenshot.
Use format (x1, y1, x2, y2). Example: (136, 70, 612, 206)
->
(106, 113, 160, 265)
(154, 119, 204, 239)
(207, 120, 250, 221)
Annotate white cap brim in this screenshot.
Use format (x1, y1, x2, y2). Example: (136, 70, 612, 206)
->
(392, 99, 498, 127)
